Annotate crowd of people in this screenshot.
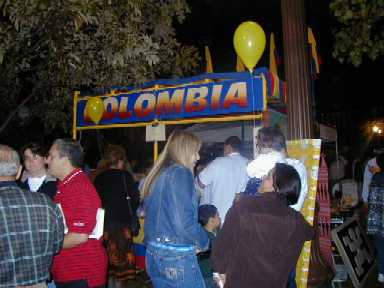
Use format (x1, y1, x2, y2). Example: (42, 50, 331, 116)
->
(1, 140, 107, 288)
(141, 128, 313, 288)
(2, 125, 383, 287)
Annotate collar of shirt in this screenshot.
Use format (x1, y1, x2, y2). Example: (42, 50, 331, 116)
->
(259, 192, 288, 205)
(227, 152, 240, 157)
(27, 175, 47, 192)
(59, 168, 83, 186)
(0, 181, 19, 189)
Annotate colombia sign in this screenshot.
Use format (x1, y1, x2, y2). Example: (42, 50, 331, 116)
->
(75, 71, 266, 128)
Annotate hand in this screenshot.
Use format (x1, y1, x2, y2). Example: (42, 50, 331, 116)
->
(219, 274, 226, 284)
(213, 273, 226, 288)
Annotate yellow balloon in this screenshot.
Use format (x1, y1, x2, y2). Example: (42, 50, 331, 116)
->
(85, 97, 104, 124)
(233, 21, 266, 71)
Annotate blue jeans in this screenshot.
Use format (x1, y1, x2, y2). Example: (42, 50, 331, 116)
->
(374, 235, 384, 274)
(288, 269, 297, 288)
(203, 277, 215, 288)
(146, 242, 206, 288)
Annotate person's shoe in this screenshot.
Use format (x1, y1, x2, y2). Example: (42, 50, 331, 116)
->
(378, 273, 384, 283)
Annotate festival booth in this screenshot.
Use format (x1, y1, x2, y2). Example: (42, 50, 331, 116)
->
(73, 68, 268, 270)
(72, 20, 322, 287)
(72, 70, 320, 288)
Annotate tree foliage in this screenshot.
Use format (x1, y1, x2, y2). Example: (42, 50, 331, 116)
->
(330, 0, 384, 66)
(0, 0, 200, 132)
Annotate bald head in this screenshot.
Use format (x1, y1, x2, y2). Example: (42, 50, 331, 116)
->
(0, 144, 21, 178)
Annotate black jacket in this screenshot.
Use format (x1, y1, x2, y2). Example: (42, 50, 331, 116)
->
(212, 193, 314, 288)
(19, 175, 58, 200)
(94, 169, 140, 226)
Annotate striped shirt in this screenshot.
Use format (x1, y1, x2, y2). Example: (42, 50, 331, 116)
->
(0, 182, 64, 287)
(52, 169, 107, 287)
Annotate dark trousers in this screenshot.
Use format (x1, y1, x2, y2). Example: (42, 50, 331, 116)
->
(55, 280, 105, 288)
(55, 280, 88, 288)
(375, 234, 384, 274)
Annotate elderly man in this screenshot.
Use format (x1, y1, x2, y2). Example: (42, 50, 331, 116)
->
(245, 126, 308, 212)
(0, 144, 64, 288)
(46, 139, 107, 288)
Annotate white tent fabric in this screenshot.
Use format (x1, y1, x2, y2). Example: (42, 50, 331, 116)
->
(185, 121, 258, 143)
(185, 109, 287, 144)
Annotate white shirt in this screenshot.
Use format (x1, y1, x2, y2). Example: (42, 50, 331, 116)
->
(362, 157, 377, 202)
(198, 152, 249, 221)
(285, 158, 308, 212)
(27, 175, 47, 192)
(246, 154, 308, 212)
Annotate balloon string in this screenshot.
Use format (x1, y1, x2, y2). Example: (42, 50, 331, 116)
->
(250, 70, 257, 139)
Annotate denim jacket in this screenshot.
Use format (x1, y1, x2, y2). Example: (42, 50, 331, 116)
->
(144, 163, 209, 251)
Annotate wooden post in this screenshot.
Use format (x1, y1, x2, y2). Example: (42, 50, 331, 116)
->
(281, 0, 314, 139)
(281, 1, 332, 287)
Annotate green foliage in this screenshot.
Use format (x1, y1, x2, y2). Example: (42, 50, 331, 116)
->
(0, 0, 200, 132)
(330, 0, 384, 66)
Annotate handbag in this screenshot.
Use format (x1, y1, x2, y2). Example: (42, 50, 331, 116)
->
(122, 172, 141, 236)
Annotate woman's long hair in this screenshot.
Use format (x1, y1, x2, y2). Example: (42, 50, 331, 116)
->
(142, 130, 201, 198)
(273, 163, 301, 206)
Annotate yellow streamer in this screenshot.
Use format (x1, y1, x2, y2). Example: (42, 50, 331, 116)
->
(287, 139, 321, 288)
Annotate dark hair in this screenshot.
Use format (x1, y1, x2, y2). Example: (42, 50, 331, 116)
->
(376, 153, 384, 170)
(273, 163, 301, 206)
(53, 139, 84, 168)
(21, 142, 47, 158)
(257, 126, 286, 152)
(198, 204, 218, 226)
(104, 144, 126, 168)
(224, 136, 242, 151)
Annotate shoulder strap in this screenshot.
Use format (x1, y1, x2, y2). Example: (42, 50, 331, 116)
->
(122, 171, 134, 215)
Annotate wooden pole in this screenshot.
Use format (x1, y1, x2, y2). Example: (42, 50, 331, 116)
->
(281, 0, 314, 139)
(281, 2, 332, 287)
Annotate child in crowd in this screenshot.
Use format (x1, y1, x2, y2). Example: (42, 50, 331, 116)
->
(198, 204, 221, 288)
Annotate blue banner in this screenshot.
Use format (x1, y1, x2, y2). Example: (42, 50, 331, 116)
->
(76, 71, 266, 128)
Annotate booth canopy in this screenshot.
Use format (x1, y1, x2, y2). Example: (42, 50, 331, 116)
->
(185, 109, 287, 144)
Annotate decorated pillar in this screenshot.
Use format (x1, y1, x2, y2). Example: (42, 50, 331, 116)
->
(281, 0, 314, 139)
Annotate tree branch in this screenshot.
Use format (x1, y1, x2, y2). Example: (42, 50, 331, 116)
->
(0, 93, 34, 135)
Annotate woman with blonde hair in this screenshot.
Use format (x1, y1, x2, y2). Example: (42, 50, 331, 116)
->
(143, 130, 209, 288)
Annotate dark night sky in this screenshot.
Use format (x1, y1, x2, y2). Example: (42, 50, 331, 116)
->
(176, 0, 384, 153)
(2, 1, 383, 162)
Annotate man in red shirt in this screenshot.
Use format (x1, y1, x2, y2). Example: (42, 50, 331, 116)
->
(47, 139, 107, 288)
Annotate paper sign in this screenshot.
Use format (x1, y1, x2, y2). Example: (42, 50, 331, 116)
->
(331, 216, 375, 288)
(57, 204, 105, 240)
(146, 123, 166, 142)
